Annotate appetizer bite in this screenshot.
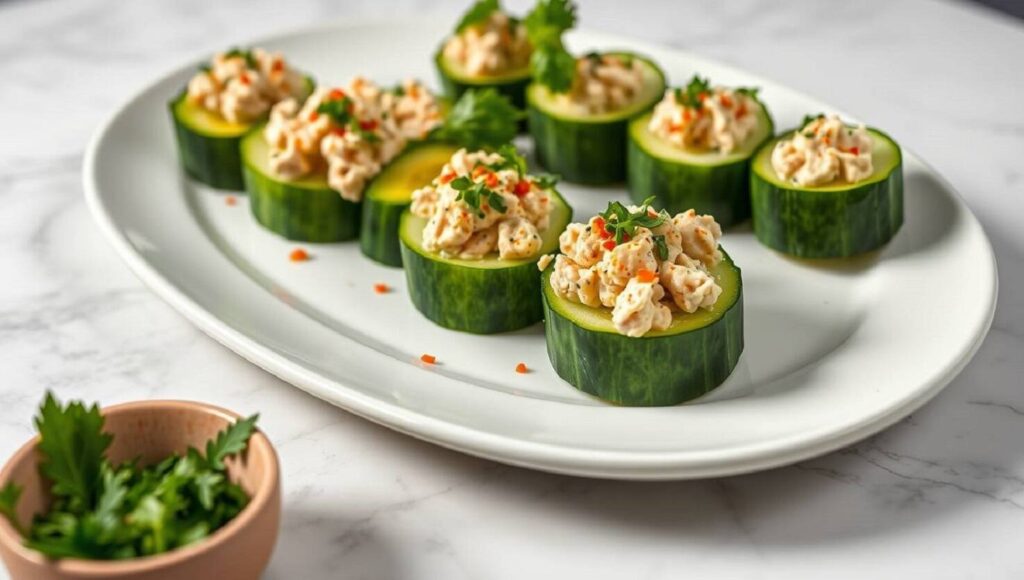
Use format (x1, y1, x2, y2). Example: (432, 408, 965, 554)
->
(170, 47, 312, 190)
(628, 76, 774, 227)
(523, 1, 665, 184)
(241, 78, 518, 255)
(436, 0, 533, 111)
(750, 113, 903, 258)
(541, 200, 743, 406)
(400, 145, 572, 334)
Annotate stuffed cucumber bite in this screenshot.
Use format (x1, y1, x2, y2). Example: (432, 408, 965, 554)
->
(628, 75, 774, 227)
(540, 200, 742, 406)
(751, 113, 903, 258)
(436, 0, 533, 112)
(170, 47, 313, 190)
(400, 146, 572, 334)
(242, 78, 518, 246)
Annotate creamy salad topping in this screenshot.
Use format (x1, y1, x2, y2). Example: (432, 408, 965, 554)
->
(648, 78, 762, 153)
(548, 202, 724, 337)
(555, 54, 645, 115)
(443, 11, 531, 76)
(264, 78, 442, 202)
(771, 114, 874, 187)
(411, 147, 554, 260)
(186, 48, 305, 124)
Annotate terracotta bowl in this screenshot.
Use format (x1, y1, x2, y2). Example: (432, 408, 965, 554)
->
(0, 400, 280, 580)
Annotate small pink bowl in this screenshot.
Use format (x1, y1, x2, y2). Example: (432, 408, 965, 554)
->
(0, 400, 280, 580)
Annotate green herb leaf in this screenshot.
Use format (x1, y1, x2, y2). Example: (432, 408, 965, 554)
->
(0, 482, 24, 534)
(653, 235, 669, 261)
(801, 112, 825, 129)
(486, 144, 528, 176)
(204, 414, 259, 472)
(532, 173, 560, 190)
(675, 75, 712, 109)
(317, 96, 355, 126)
(455, 0, 500, 32)
(735, 86, 760, 99)
(530, 44, 576, 94)
(598, 198, 669, 247)
(524, 0, 577, 92)
(487, 190, 507, 213)
(34, 392, 113, 510)
(430, 88, 521, 149)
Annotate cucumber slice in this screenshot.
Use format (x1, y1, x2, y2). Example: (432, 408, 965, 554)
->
(627, 103, 774, 227)
(750, 128, 903, 258)
(360, 142, 461, 266)
(399, 192, 573, 334)
(542, 252, 744, 406)
(240, 127, 360, 242)
(169, 77, 314, 190)
(435, 50, 531, 112)
(169, 94, 250, 190)
(527, 52, 666, 184)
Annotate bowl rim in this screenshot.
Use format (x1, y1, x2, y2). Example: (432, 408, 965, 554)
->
(0, 399, 279, 574)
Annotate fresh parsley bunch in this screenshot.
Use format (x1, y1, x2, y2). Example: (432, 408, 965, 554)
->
(674, 75, 760, 110)
(430, 88, 522, 150)
(524, 0, 577, 93)
(0, 393, 259, 560)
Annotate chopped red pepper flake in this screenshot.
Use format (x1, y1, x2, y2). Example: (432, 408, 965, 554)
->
(513, 180, 531, 196)
(485, 173, 499, 189)
(289, 248, 310, 262)
(849, 146, 860, 155)
(373, 283, 390, 294)
(698, 92, 708, 102)
(308, 111, 319, 122)
(239, 73, 251, 86)
(420, 354, 436, 365)
(329, 88, 346, 100)
(331, 127, 347, 137)
(636, 268, 657, 283)
(359, 119, 378, 131)
(271, 59, 284, 73)
(472, 166, 489, 179)
(225, 195, 237, 206)
(603, 240, 616, 250)
(515, 362, 528, 374)
(439, 172, 457, 184)
(683, 109, 693, 123)
(719, 93, 733, 108)
(735, 104, 747, 119)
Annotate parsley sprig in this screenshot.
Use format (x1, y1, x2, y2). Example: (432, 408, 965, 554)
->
(673, 75, 760, 110)
(0, 393, 260, 560)
(455, 0, 501, 32)
(223, 47, 258, 70)
(801, 112, 825, 132)
(430, 88, 521, 149)
(316, 95, 381, 143)
(598, 197, 672, 259)
(525, 0, 577, 93)
(450, 175, 507, 217)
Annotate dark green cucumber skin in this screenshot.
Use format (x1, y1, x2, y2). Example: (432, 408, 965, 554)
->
(751, 162, 904, 259)
(169, 97, 246, 190)
(360, 199, 406, 266)
(530, 111, 632, 184)
(400, 244, 547, 334)
(542, 271, 744, 406)
(243, 167, 360, 242)
(628, 146, 753, 228)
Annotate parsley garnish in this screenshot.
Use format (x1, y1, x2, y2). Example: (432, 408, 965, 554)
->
(735, 86, 760, 99)
(653, 235, 670, 261)
(598, 196, 670, 245)
(317, 96, 381, 142)
(223, 47, 258, 69)
(486, 143, 528, 177)
(0, 393, 260, 560)
(430, 88, 521, 149)
(801, 112, 825, 129)
(450, 175, 507, 217)
(525, 0, 577, 93)
(674, 75, 712, 109)
(455, 0, 500, 33)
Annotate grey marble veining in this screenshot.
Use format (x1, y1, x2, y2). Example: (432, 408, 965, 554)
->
(0, 0, 1022, 578)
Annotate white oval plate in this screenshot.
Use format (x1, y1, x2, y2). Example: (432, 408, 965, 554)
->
(84, 20, 997, 480)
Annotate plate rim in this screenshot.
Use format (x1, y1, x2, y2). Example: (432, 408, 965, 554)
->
(82, 18, 999, 480)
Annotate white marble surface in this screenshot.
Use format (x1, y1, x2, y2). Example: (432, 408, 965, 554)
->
(0, 0, 1022, 577)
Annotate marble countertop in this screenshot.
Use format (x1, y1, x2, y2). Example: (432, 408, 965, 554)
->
(1, 0, 1022, 577)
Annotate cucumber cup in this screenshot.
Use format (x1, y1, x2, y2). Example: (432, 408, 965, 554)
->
(435, 51, 531, 113)
(542, 251, 744, 406)
(399, 191, 573, 334)
(627, 102, 774, 228)
(751, 127, 903, 258)
(527, 52, 666, 184)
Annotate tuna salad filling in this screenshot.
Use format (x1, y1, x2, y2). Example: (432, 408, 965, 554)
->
(648, 76, 763, 153)
(186, 48, 306, 124)
(410, 146, 555, 260)
(547, 200, 724, 337)
(264, 78, 442, 202)
(443, 9, 531, 76)
(771, 114, 874, 187)
(555, 53, 645, 115)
